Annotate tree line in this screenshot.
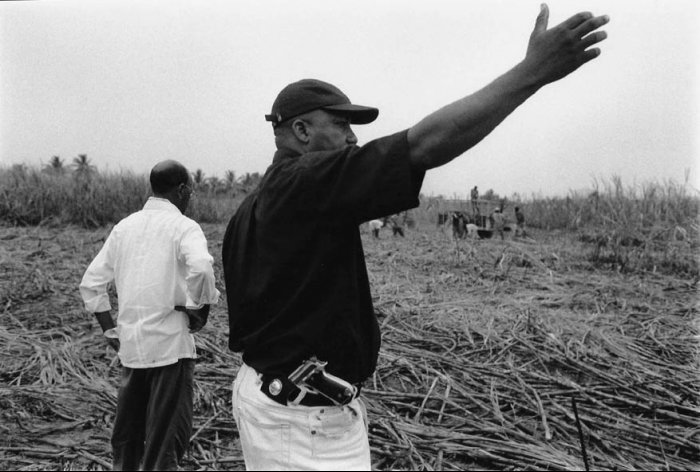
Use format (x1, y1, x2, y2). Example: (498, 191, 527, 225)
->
(39, 154, 263, 195)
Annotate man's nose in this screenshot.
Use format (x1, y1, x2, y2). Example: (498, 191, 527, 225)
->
(346, 129, 358, 145)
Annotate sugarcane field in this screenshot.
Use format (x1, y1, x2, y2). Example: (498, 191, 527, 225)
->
(1, 165, 698, 471)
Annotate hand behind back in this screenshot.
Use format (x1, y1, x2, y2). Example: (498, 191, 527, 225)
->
(175, 305, 210, 333)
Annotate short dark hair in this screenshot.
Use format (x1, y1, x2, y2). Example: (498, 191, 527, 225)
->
(150, 161, 189, 195)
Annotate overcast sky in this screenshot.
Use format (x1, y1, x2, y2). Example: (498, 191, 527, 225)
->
(1, 0, 698, 198)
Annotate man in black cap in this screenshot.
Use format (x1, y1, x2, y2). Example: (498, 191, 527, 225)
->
(223, 5, 608, 470)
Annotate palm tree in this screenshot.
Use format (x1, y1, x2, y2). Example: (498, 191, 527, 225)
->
(72, 154, 96, 178)
(205, 176, 222, 194)
(192, 169, 205, 190)
(44, 155, 66, 174)
(239, 172, 262, 188)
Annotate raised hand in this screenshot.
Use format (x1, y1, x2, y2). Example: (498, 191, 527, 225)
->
(524, 4, 609, 85)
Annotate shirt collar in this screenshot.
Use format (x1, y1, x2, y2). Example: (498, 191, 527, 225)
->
(143, 197, 182, 213)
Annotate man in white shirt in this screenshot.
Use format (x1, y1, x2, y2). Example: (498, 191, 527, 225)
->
(80, 160, 220, 471)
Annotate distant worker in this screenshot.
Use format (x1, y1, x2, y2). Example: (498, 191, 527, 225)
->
(515, 206, 527, 237)
(451, 211, 468, 240)
(79, 160, 220, 471)
(388, 215, 405, 237)
(368, 219, 384, 237)
(470, 185, 479, 216)
(492, 208, 506, 240)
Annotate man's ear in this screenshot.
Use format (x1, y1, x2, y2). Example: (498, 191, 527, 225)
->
(291, 119, 310, 144)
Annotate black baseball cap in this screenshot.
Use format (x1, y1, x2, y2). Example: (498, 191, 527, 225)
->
(265, 79, 379, 126)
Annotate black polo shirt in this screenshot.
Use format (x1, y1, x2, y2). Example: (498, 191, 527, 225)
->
(222, 130, 424, 384)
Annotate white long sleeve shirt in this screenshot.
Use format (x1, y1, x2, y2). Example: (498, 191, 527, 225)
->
(79, 197, 220, 368)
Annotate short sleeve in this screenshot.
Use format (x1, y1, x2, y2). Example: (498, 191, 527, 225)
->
(296, 130, 425, 223)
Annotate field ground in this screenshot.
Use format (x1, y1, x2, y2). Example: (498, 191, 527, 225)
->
(1, 222, 698, 470)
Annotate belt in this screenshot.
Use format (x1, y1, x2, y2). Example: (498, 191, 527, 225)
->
(260, 373, 362, 407)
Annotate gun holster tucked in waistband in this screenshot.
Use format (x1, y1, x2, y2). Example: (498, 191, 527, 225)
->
(259, 357, 361, 407)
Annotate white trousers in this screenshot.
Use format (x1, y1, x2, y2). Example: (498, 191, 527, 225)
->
(231, 363, 371, 471)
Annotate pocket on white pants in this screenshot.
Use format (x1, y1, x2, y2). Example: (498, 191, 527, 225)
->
(236, 396, 292, 470)
(310, 402, 369, 467)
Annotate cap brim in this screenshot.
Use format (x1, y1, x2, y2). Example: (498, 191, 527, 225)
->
(322, 104, 379, 125)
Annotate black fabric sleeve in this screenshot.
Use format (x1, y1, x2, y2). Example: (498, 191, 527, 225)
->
(297, 130, 425, 223)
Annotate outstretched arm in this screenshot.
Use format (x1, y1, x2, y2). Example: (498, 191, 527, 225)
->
(408, 4, 609, 170)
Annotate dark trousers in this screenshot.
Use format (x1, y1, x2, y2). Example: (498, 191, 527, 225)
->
(111, 358, 195, 471)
